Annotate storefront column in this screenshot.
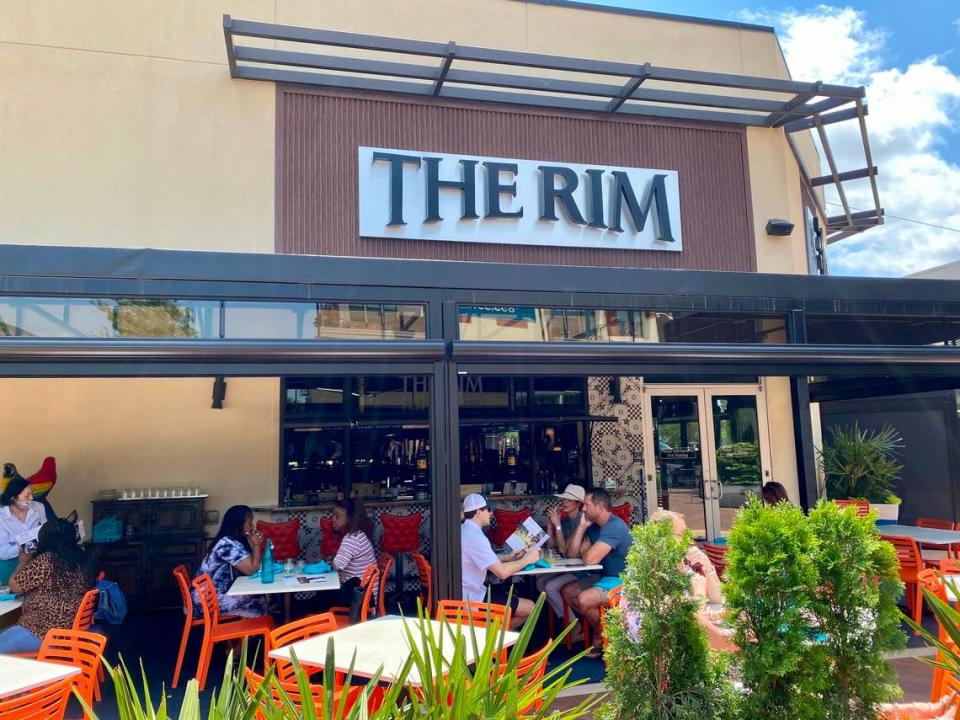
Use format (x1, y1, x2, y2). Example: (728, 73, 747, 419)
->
(787, 310, 820, 509)
(429, 356, 462, 602)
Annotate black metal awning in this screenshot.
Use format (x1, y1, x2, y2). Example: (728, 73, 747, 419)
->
(222, 15, 882, 243)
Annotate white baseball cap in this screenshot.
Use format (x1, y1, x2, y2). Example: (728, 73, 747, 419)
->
(554, 484, 586, 502)
(463, 493, 488, 513)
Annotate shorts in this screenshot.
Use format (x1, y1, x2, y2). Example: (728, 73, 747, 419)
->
(486, 583, 523, 613)
(577, 574, 622, 603)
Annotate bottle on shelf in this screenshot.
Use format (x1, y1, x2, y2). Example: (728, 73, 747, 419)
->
(261, 540, 275, 584)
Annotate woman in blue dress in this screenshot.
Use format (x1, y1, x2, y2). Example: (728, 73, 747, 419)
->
(192, 505, 268, 618)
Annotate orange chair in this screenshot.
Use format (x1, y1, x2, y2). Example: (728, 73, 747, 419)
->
(191, 573, 275, 690)
(410, 551, 433, 615)
(244, 667, 384, 720)
(512, 641, 551, 714)
(377, 553, 395, 618)
(37, 628, 108, 719)
(268, 613, 339, 684)
(72, 588, 100, 632)
(702, 543, 729, 580)
(917, 518, 960, 567)
(330, 565, 379, 628)
(834, 499, 870, 517)
(436, 600, 511, 629)
(0, 675, 73, 720)
(599, 585, 624, 656)
(882, 534, 925, 634)
(172, 565, 241, 688)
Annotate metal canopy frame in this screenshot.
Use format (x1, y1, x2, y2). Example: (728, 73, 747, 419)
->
(223, 15, 882, 244)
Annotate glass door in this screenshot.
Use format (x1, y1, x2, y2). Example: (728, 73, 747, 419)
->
(643, 384, 770, 540)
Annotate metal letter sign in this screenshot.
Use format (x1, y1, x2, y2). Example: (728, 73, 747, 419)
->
(358, 147, 682, 251)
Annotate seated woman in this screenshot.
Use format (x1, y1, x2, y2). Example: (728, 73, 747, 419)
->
(0, 476, 48, 585)
(0, 518, 91, 653)
(192, 505, 268, 618)
(329, 500, 378, 607)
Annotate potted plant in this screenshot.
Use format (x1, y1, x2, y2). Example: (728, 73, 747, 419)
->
(817, 423, 904, 522)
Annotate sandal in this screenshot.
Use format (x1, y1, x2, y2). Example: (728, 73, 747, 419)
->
(586, 646, 603, 660)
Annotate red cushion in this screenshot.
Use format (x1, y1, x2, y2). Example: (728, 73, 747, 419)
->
(380, 513, 422, 553)
(489, 507, 531, 548)
(610, 503, 632, 525)
(320, 517, 343, 558)
(256, 519, 301, 561)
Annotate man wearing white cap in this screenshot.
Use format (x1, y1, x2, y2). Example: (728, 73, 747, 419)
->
(461, 493, 540, 629)
(537, 484, 586, 622)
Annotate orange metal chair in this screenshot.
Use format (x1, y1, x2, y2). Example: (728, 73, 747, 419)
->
(0, 675, 73, 720)
(834, 499, 870, 517)
(377, 553, 395, 618)
(436, 600, 511, 629)
(330, 564, 379, 628)
(37, 628, 108, 719)
(410, 551, 433, 615)
(244, 667, 384, 720)
(883, 534, 926, 634)
(702, 543, 729, 580)
(172, 564, 241, 688)
(191, 573, 275, 690)
(268, 613, 339, 684)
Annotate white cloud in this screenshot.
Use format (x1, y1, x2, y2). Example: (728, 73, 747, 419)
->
(742, 6, 960, 277)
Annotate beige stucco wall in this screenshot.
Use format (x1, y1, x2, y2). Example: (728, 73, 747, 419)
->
(0, 377, 280, 532)
(1, 0, 816, 266)
(762, 376, 801, 503)
(748, 127, 815, 274)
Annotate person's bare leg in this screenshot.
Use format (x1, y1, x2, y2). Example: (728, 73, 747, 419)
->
(511, 598, 535, 630)
(577, 589, 603, 648)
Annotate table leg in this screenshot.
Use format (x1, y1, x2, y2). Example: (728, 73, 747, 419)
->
(284, 593, 292, 624)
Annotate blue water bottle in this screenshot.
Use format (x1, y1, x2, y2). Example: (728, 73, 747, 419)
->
(261, 539, 275, 584)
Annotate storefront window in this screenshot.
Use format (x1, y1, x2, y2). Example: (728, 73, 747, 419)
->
(226, 301, 426, 340)
(806, 315, 960, 346)
(457, 305, 785, 343)
(0, 297, 218, 338)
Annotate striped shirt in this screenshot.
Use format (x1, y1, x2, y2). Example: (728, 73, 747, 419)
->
(333, 531, 377, 582)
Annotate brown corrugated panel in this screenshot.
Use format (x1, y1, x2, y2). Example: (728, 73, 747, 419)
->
(276, 86, 756, 271)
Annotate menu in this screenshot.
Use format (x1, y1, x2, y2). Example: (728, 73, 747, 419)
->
(505, 517, 549, 553)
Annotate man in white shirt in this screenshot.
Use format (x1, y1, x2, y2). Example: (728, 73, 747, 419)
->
(460, 493, 540, 629)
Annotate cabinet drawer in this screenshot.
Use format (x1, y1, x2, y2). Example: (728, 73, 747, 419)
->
(91, 544, 142, 562)
(151, 540, 203, 560)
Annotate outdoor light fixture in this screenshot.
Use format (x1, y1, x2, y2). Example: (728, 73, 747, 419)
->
(211, 376, 227, 409)
(765, 218, 795, 236)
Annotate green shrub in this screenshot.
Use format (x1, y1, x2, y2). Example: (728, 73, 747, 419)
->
(807, 501, 904, 719)
(598, 519, 738, 720)
(818, 423, 903, 504)
(724, 496, 825, 720)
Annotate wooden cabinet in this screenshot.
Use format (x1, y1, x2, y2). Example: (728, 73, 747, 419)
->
(91, 498, 206, 611)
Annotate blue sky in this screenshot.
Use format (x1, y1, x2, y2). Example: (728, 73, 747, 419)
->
(578, 1, 960, 276)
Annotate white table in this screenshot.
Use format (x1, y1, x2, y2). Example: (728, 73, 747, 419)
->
(269, 615, 519, 686)
(514, 559, 603, 577)
(227, 572, 340, 621)
(0, 654, 80, 698)
(0, 599, 23, 618)
(878, 525, 960, 546)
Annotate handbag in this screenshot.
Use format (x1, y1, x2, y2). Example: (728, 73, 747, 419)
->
(347, 578, 366, 624)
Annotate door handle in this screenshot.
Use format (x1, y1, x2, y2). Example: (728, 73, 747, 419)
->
(716, 482, 724, 501)
(697, 480, 705, 500)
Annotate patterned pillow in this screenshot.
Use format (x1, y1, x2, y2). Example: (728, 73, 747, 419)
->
(319, 517, 343, 558)
(489, 507, 531, 548)
(256, 518, 301, 561)
(610, 503, 633, 525)
(380, 512, 422, 553)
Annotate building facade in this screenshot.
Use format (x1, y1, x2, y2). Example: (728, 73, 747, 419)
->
(2, 0, 954, 602)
